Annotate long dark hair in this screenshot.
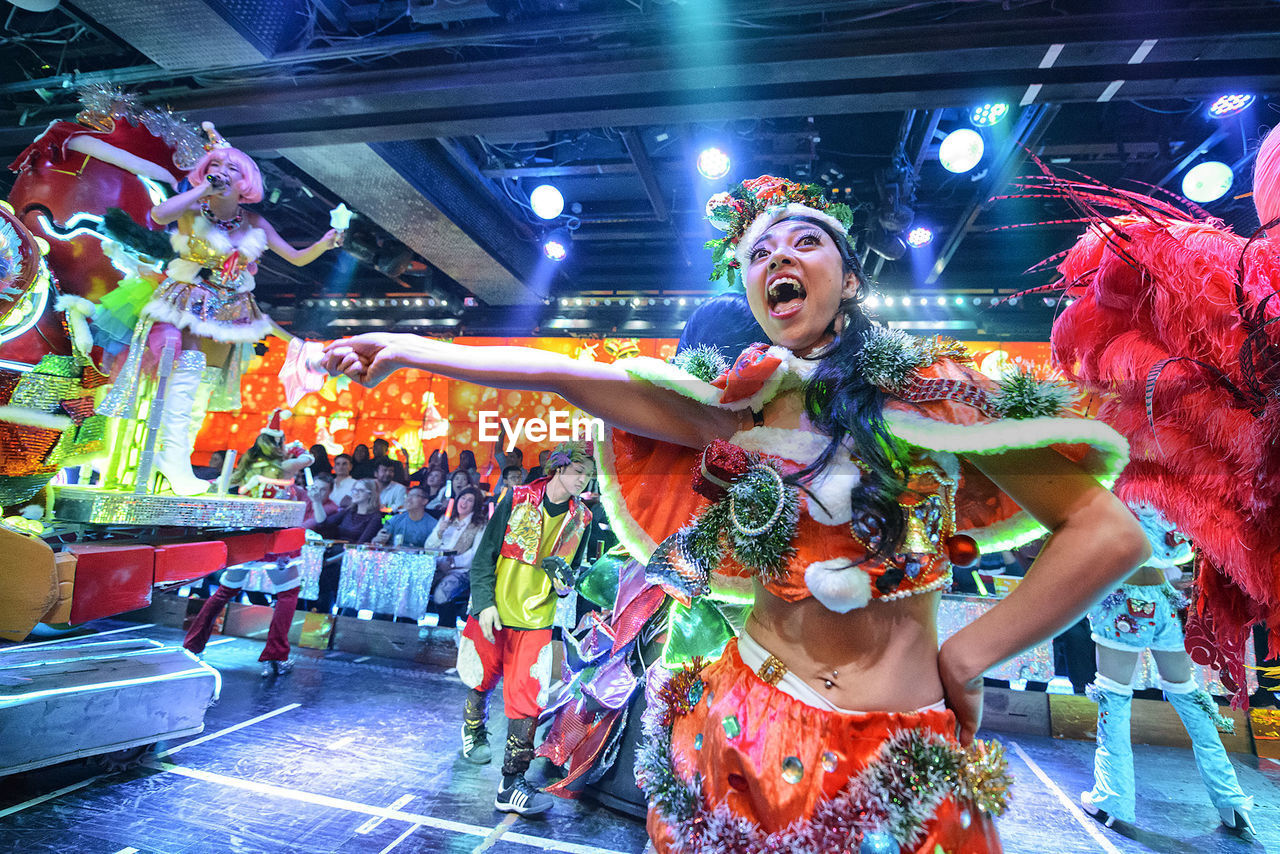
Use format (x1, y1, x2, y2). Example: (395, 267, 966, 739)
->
(783, 215, 909, 561)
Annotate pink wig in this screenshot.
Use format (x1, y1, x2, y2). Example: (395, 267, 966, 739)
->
(1253, 124, 1280, 234)
(188, 147, 264, 204)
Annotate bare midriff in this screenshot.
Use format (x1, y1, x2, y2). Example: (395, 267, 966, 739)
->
(745, 581, 945, 712)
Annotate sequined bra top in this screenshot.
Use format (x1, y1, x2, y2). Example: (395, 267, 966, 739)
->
(606, 332, 1130, 614)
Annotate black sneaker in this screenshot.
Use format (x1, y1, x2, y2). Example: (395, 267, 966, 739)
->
(460, 726, 492, 765)
(494, 777, 552, 816)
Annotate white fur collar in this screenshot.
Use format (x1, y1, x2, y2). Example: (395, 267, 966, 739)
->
(174, 212, 268, 263)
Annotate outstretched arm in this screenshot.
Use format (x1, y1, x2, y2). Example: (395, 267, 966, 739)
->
(939, 446, 1148, 743)
(325, 333, 741, 449)
(250, 213, 338, 266)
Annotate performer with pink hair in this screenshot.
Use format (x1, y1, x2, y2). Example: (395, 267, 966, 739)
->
(99, 126, 339, 495)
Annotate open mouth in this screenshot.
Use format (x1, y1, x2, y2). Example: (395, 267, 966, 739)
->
(767, 276, 807, 318)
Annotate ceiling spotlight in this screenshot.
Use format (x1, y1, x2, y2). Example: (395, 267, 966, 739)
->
(884, 297, 895, 307)
(866, 295, 881, 308)
(678, 298, 687, 306)
(1182, 161, 1233, 203)
(969, 102, 1009, 127)
(939, 128, 985, 174)
(697, 147, 731, 180)
(936, 296, 947, 306)
(530, 184, 565, 220)
(574, 298, 583, 306)
(543, 229, 569, 262)
(1207, 94, 1255, 119)
(954, 296, 964, 306)
(906, 226, 934, 248)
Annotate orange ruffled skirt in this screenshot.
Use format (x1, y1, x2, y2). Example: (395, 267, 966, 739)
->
(645, 639, 1003, 853)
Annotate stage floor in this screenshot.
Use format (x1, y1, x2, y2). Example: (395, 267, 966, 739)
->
(2, 620, 1277, 854)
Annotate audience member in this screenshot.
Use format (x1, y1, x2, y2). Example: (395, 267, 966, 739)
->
(351, 443, 374, 478)
(308, 445, 332, 477)
(330, 453, 357, 507)
(308, 478, 382, 613)
(193, 449, 227, 480)
(373, 486, 436, 548)
(375, 459, 407, 511)
(371, 437, 409, 484)
(425, 486, 487, 631)
(416, 466, 449, 520)
(524, 449, 552, 482)
(302, 473, 339, 526)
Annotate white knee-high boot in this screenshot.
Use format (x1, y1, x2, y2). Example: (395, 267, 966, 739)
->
(155, 350, 211, 496)
(1162, 678, 1254, 833)
(1082, 673, 1135, 824)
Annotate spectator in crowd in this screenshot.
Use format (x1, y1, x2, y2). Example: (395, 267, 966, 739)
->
(372, 436, 409, 484)
(375, 459, 407, 511)
(302, 473, 339, 526)
(426, 485, 487, 632)
(524, 449, 551, 482)
(351, 443, 374, 478)
(495, 465, 525, 503)
(330, 453, 357, 507)
(308, 478, 382, 613)
(417, 466, 449, 520)
(447, 468, 472, 502)
(427, 448, 449, 471)
(373, 486, 436, 548)
(457, 449, 478, 474)
(308, 445, 332, 477)
(193, 449, 228, 481)
(492, 428, 524, 481)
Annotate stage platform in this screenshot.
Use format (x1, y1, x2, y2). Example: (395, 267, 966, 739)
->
(1, 617, 1277, 853)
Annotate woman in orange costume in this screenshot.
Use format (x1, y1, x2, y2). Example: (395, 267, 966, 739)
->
(323, 176, 1147, 852)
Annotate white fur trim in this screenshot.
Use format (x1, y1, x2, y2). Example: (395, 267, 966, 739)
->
(165, 258, 202, 282)
(882, 410, 1129, 482)
(0, 406, 72, 430)
(728, 426, 828, 464)
(803, 453, 861, 526)
(143, 298, 273, 342)
(1160, 678, 1198, 695)
(618, 356, 722, 406)
(804, 558, 872, 613)
(1094, 673, 1134, 695)
(734, 203, 850, 268)
(456, 633, 485, 689)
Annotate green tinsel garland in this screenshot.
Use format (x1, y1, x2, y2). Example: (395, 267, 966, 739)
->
(684, 500, 729, 571)
(726, 463, 800, 579)
(672, 345, 730, 383)
(990, 369, 1078, 419)
(856, 327, 933, 392)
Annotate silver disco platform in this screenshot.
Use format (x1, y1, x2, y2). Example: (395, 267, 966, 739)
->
(52, 486, 305, 528)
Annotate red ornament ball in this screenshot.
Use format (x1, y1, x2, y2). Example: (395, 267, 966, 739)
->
(945, 534, 980, 567)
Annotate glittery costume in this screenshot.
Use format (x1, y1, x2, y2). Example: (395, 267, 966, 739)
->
(99, 213, 270, 418)
(588, 333, 1129, 853)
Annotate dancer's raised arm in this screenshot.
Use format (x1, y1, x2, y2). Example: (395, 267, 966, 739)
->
(323, 333, 741, 449)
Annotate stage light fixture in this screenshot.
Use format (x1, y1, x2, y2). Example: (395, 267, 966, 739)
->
(1207, 94, 1255, 119)
(969, 103, 1009, 127)
(697, 147, 731, 180)
(939, 129, 984, 174)
(1182, 161, 1233, 203)
(530, 184, 565, 220)
(543, 237, 568, 261)
(906, 226, 934, 248)
(884, 297, 895, 307)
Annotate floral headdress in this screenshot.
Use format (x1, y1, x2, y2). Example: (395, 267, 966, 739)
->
(705, 176, 854, 288)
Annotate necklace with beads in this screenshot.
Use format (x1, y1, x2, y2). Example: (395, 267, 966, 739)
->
(200, 199, 243, 232)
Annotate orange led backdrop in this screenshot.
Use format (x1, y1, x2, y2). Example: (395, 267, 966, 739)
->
(194, 337, 1058, 473)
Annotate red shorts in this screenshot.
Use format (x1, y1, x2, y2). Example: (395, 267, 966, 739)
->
(643, 639, 1004, 854)
(458, 617, 553, 720)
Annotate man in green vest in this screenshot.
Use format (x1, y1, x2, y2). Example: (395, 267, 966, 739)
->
(457, 442, 595, 816)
